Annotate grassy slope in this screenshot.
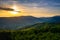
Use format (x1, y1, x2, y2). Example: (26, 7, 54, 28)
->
(0, 23, 60, 40)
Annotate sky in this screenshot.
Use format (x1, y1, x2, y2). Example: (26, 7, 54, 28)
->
(0, 0, 60, 17)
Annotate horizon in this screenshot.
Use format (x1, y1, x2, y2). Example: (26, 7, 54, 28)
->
(0, 15, 60, 18)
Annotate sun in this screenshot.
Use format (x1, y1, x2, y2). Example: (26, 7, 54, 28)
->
(10, 11, 18, 14)
(10, 5, 20, 14)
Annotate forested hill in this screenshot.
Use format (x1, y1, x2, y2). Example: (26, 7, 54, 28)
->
(0, 23, 60, 40)
(20, 23, 60, 32)
(12, 23, 60, 40)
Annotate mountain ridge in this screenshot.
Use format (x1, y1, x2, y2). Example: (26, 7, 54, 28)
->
(0, 16, 60, 30)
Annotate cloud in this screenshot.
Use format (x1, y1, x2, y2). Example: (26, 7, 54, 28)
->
(0, 7, 14, 11)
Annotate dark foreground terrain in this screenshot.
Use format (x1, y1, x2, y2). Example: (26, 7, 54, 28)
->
(0, 23, 60, 40)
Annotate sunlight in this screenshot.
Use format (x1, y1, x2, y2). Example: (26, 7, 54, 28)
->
(10, 5, 20, 14)
(10, 11, 18, 14)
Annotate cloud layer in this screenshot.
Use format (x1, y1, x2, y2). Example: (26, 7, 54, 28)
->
(0, 7, 14, 11)
(0, 0, 60, 17)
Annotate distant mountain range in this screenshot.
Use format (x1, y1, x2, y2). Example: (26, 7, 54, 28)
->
(0, 16, 60, 30)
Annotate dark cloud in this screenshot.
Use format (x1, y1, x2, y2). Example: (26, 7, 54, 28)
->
(0, 7, 14, 11)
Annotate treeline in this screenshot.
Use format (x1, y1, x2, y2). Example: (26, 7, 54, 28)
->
(0, 23, 60, 40)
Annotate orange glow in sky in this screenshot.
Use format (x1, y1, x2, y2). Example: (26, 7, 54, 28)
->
(0, 1, 60, 17)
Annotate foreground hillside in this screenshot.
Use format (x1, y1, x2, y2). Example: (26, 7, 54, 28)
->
(0, 23, 60, 40)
